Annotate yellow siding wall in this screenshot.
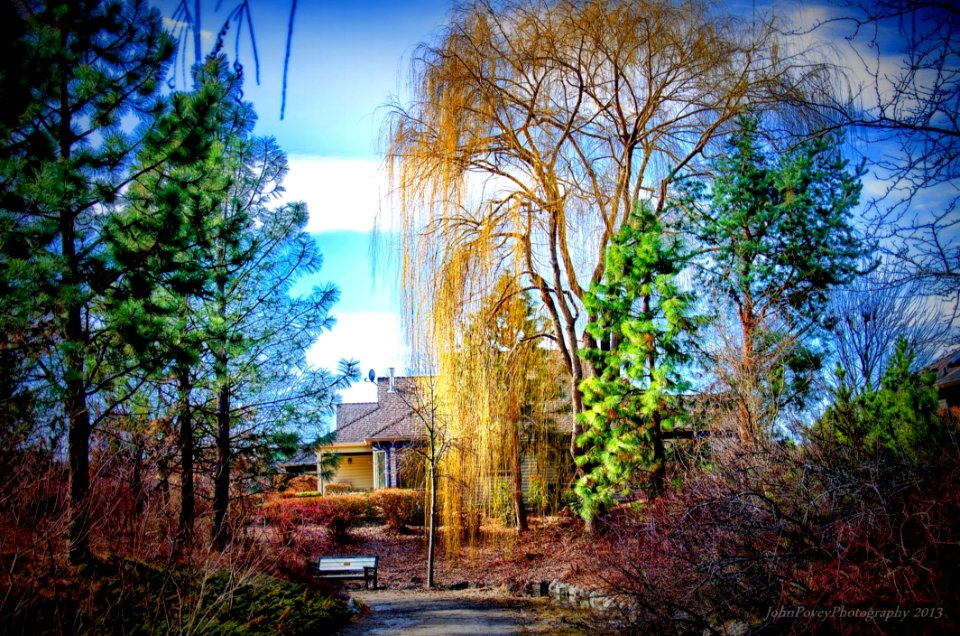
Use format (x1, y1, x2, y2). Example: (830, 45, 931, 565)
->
(327, 454, 373, 492)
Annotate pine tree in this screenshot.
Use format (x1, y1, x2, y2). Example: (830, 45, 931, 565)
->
(575, 204, 697, 525)
(105, 52, 246, 547)
(0, 0, 173, 563)
(817, 339, 946, 463)
(679, 116, 863, 443)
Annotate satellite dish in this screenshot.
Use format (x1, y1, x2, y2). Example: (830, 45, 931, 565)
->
(367, 369, 376, 383)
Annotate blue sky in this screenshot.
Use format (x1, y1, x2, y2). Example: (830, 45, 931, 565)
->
(152, 1, 952, 410)
(155, 0, 454, 403)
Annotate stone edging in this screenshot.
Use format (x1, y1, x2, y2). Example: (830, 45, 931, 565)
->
(513, 580, 621, 611)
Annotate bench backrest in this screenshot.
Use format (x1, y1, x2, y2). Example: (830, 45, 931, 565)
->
(317, 555, 378, 571)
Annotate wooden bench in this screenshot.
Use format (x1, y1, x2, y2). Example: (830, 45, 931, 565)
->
(314, 555, 379, 589)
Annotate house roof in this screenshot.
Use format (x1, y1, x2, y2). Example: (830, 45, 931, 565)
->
(330, 376, 424, 445)
(329, 367, 575, 448)
(278, 450, 317, 468)
(930, 347, 960, 389)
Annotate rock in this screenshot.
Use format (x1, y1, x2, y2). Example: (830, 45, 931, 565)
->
(347, 598, 359, 614)
(549, 581, 576, 600)
(589, 595, 617, 611)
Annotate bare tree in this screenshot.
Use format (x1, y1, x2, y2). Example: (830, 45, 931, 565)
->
(827, 262, 956, 394)
(392, 374, 452, 589)
(383, 0, 829, 461)
(801, 1, 960, 310)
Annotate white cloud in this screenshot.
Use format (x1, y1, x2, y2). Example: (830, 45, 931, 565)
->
(306, 311, 407, 403)
(161, 19, 214, 43)
(776, 2, 913, 111)
(284, 156, 385, 233)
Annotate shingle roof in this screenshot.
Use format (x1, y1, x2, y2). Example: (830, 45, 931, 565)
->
(278, 450, 316, 468)
(930, 347, 960, 389)
(331, 367, 575, 445)
(332, 376, 425, 444)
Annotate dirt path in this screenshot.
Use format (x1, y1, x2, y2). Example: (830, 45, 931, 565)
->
(335, 588, 588, 635)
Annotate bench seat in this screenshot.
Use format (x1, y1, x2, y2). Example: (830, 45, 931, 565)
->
(314, 555, 378, 589)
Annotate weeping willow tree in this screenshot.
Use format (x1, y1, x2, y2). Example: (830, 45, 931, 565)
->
(463, 275, 564, 533)
(383, 0, 836, 538)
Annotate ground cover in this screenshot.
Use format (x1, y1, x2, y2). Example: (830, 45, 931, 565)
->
(1, 550, 353, 635)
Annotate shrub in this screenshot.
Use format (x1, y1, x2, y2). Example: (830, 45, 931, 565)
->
(323, 483, 360, 495)
(589, 438, 960, 634)
(3, 552, 353, 635)
(315, 494, 368, 544)
(261, 493, 368, 546)
(281, 475, 318, 494)
(370, 489, 422, 530)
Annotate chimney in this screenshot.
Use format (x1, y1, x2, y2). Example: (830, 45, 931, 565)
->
(388, 367, 396, 393)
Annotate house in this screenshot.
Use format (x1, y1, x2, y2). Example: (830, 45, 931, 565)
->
(318, 367, 576, 502)
(929, 347, 960, 409)
(318, 369, 424, 494)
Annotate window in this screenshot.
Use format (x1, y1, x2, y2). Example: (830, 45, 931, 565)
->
(373, 450, 387, 489)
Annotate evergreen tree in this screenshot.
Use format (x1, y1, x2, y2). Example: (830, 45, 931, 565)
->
(114, 53, 357, 550)
(105, 51, 248, 547)
(679, 116, 863, 443)
(817, 339, 947, 463)
(161, 57, 356, 549)
(0, 0, 173, 562)
(575, 204, 697, 525)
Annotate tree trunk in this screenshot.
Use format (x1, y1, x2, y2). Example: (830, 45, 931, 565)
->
(63, 204, 91, 563)
(132, 444, 145, 518)
(738, 302, 757, 445)
(650, 410, 666, 496)
(511, 423, 527, 532)
(211, 268, 230, 550)
(66, 384, 91, 564)
(176, 368, 195, 548)
(212, 381, 230, 550)
(645, 294, 666, 497)
(426, 460, 437, 589)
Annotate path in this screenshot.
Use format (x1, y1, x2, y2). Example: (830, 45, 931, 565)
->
(335, 588, 587, 635)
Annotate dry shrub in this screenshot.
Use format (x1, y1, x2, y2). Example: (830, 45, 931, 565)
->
(261, 493, 368, 546)
(370, 489, 423, 530)
(2, 540, 350, 634)
(281, 475, 318, 494)
(0, 452, 352, 633)
(592, 438, 960, 635)
(323, 482, 361, 495)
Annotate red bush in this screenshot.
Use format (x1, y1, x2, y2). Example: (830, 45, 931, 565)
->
(590, 441, 960, 635)
(261, 494, 368, 545)
(370, 489, 422, 530)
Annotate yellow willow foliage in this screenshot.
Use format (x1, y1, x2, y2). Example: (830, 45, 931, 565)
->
(382, 0, 836, 542)
(432, 273, 568, 555)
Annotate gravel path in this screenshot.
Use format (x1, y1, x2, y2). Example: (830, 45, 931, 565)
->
(335, 588, 588, 635)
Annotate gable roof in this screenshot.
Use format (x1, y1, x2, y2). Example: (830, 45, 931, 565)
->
(930, 347, 960, 390)
(278, 450, 317, 468)
(329, 362, 576, 447)
(330, 376, 424, 445)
